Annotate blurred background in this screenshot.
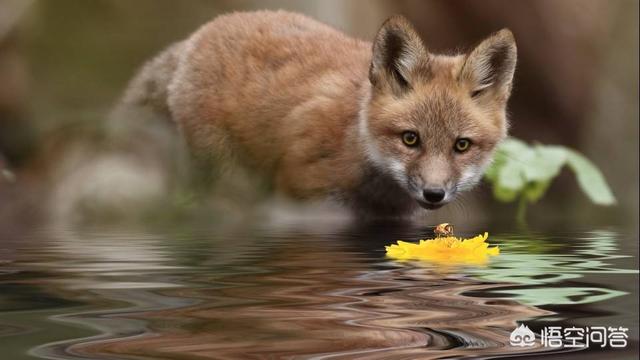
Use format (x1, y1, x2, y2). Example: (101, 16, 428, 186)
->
(0, 0, 638, 230)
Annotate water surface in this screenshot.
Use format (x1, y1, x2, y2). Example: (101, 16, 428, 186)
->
(0, 222, 637, 359)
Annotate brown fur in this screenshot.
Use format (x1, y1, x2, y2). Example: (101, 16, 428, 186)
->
(122, 10, 517, 217)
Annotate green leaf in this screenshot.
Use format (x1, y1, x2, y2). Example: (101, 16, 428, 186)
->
(523, 180, 552, 203)
(493, 183, 519, 202)
(496, 160, 526, 191)
(499, 137, 531, 155)
(484, 153, 505, 182)
(483, 137, 616, 216)
(565, 150, 617, 205)
(524, 145, 567, 182)
(485, 138, 525, 182)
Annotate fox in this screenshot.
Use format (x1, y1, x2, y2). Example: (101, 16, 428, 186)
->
(65, 10, 517, 220)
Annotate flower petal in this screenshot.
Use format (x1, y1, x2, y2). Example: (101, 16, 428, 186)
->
(385, 232, 499, 265)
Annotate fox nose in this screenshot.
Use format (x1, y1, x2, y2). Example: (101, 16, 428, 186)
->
(423, 188, 446, 203)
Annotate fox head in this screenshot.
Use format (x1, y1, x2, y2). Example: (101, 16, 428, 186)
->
(359, 16, 517, 210)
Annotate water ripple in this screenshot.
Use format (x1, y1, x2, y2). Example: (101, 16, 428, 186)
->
(0, 225, 636, 359)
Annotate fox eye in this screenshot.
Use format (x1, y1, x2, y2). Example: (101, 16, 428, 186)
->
(470, 89, 483, 98)
(401, 131, 419, 147)
(454, 138, 472, 153)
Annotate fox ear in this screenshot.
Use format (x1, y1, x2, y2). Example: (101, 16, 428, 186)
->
(460, 29, 517, 102)
(369, 15, 429, 94)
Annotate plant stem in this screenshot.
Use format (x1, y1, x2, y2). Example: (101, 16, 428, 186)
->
(516, 194, 528, 225)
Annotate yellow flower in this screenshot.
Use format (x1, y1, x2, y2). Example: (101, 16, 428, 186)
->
(385, 232, 499, 266)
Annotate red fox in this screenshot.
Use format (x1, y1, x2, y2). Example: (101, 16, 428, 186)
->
(86, 10, 517, 219)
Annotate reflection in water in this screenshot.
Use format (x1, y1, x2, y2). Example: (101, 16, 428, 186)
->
(0, 225, 637, 359)
(469, 230, 636, 307)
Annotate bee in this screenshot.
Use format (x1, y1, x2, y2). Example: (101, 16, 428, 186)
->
(434, 223, 454, 237)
